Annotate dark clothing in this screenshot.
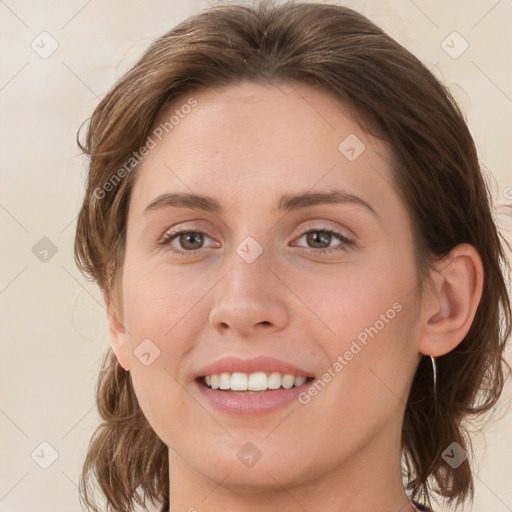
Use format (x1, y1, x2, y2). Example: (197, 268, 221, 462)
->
(413, 502, 432, 511)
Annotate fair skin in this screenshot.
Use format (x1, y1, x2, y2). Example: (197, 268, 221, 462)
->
(106, 81, 483, 512)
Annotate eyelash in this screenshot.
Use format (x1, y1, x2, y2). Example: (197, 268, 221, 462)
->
(158, 225, 354, 257)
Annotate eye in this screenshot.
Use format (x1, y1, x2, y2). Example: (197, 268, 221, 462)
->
(158, 225, 354, 256)
(292, 227, 354, 254)
(158, 228, 217, 256)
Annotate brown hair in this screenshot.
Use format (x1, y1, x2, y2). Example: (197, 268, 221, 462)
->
(74, 1, 512, 510)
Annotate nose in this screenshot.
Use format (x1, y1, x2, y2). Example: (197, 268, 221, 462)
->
(208, 252, 291, 338)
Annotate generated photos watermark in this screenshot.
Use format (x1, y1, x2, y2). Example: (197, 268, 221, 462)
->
(93, 97, 198, 200)
(298, 301, 403, 404)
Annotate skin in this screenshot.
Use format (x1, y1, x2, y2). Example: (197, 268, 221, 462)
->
(106, 81, 483, 512)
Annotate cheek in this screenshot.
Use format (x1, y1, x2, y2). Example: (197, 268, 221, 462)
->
(303, 251, 419, 404)
(118, 265, 205, 416)
(121, 260, 213, 346)
(120, 280, 201, 447)
(297, 251, 416, 347)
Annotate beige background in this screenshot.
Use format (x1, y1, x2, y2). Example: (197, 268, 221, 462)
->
(1, 1, 511, 511)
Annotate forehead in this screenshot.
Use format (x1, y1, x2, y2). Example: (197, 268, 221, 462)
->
(129, 81, 398, 219)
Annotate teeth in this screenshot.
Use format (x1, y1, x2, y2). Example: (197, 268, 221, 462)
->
(219, 372, 231, 390)
(203, 371, 309, 391)
(231, 372, 247, 391)
(249, 372, 268, 391)
(282, 374, 295, 389)
(268, 372, 282, 389)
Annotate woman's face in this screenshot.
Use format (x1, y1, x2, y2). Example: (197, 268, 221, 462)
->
(112, 81, 424, 493)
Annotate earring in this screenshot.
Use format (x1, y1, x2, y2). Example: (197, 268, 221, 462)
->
(430, 355, 437, 394)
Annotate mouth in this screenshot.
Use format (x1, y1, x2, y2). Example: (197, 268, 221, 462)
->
(197, 371, 315, 393)
(193, 355, 316, 414)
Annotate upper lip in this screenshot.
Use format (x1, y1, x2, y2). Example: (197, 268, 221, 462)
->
(195, 356, 313, 379)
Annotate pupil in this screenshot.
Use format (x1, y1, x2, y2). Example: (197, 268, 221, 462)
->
(307, 231, 330, 248)
(181, 232, 202, 249)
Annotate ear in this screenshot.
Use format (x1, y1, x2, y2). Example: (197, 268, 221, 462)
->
(103, 290, 131, 371)
(417, 243, 484, 357)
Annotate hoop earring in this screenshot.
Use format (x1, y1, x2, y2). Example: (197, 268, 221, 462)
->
(430, 355, 437, 395)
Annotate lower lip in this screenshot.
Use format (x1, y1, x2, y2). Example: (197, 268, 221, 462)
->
(194, 379, 313, 415)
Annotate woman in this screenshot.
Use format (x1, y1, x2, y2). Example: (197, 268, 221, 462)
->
(74, 1, 511, 511)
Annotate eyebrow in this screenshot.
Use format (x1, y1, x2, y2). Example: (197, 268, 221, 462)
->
(144, 190, 377, 217)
